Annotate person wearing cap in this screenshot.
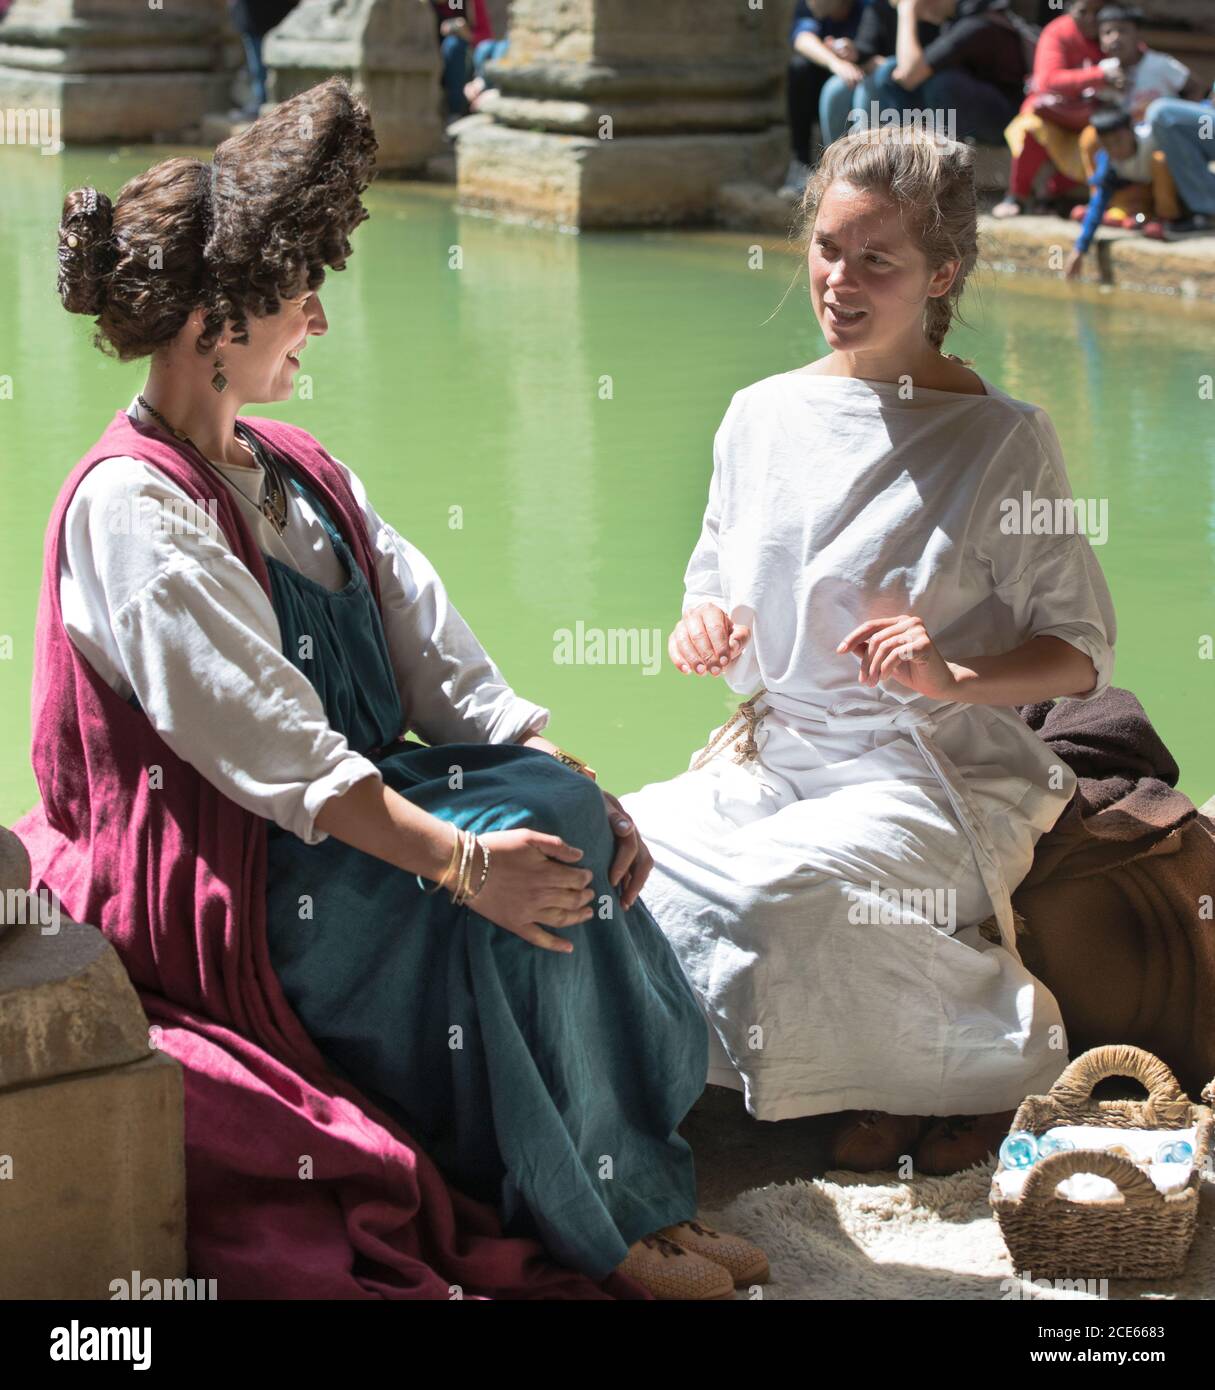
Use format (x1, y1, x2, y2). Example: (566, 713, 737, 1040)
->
(20, 78, 766, 1301)
(1064, 105, 1181, 277)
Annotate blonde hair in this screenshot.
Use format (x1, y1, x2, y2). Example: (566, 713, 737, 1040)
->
(798, 126, 979, 351)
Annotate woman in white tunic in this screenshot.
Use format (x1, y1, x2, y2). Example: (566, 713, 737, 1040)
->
(620, 127, 1116, 1173)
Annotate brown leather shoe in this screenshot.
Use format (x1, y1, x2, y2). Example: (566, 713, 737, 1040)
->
(618, 1233, 735, 1300)
(828, 1110, 927, 1172)
(915, 1110, 1017, 1175)
(658, 1219, 770, 1287)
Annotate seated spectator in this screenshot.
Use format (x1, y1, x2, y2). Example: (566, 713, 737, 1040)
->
(994, 0, 1105, 218)
(1064, 106, 1180, 278)
(227, 0, 298, 120)
(782, 0, 872, 197)
(1091, 4, 1205, 121)
(865, 0, 1029, 146)
(426, 0, 495, 119)
(818, 0, 940, 146)
(464, 34, 510, 113)
(1143, 96, 1215, 239)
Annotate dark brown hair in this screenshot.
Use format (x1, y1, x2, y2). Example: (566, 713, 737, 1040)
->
(56, 77, 377, 362)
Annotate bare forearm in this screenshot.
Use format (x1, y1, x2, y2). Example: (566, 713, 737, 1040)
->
(894, 1, 929, 86)
(313, 772, 455, 881)
(795, 31, 837, 70)
(517, 730, 560, 755)
(948, 635, 1098, 706)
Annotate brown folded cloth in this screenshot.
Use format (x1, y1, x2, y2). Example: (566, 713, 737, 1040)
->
(1010, 688, 1215, 1099)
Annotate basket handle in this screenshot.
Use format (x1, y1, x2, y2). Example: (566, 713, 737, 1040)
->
(1047, 1045, 1185, 1114)
(1020, 1148, 1162, 1208)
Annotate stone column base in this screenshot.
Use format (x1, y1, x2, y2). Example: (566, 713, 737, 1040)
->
(456, 116, 788, 230)
(0, 888, 187, 1301)
(263, 0, 444, 176)
(0, 67, 226, 144)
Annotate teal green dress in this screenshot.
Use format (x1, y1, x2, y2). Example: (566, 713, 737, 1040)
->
(259, 461, 708, 1280)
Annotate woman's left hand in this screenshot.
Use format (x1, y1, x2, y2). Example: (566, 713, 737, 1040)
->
(837, 615, 959, 700)
(602, 790, 653, 911)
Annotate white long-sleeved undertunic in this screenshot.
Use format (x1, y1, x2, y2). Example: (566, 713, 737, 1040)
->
(620, 370, 1118, 1121)
(59, 400, 550, 845)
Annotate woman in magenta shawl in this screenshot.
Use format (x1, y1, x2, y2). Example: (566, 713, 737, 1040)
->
(16, 79, 766, 1301)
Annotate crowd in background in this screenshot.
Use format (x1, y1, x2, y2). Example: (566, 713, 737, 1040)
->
(782, 0, 1215, 248)
(5, 0, 1213, 256)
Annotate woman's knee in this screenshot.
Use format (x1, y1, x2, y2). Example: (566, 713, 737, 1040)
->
(510, 763, 612, 858)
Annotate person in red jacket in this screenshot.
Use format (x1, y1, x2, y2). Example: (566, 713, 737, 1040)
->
(994, 0, 1107, 217)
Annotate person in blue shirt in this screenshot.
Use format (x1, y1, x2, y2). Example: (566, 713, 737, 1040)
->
(782, 0, 872, 196)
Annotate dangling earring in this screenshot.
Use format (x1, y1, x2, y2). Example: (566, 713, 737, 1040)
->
(211, 353, 228, 393)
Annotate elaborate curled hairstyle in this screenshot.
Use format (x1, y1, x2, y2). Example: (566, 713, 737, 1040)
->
(56, 76, 378, 362)
(798, 125, 980, 352)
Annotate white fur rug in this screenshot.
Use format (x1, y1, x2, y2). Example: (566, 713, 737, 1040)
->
(703, 1163, 1215, 1300)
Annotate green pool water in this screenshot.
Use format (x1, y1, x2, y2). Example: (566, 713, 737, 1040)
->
(2, 144, 1214, 828)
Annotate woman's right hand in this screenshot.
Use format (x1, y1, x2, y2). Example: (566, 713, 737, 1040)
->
(467, 829, 596, 953)
(669, 602, 751, 676)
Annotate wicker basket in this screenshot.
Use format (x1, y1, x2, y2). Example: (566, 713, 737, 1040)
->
(990, 1044, 1213, 1280)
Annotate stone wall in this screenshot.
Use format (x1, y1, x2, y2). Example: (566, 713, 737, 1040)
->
(457, 0, 795, 228)
(0, 826, 186, 1299)
(264, 0, 443, 172)
(0, 0, 230, 142)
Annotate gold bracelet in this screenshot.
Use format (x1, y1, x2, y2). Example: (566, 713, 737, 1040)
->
(465, 839, 491, 902)
(550, 745, 598, 781)
(451, 829, 479, 906)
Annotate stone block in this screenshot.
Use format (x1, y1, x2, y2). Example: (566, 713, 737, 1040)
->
(457, 0, 792, 228)
(0, 919, 151, 1091)
(456, 116, 788, 229)
(0, 0, 229, 142)
(0, 66, 227, 144)
(0, 826, 30, 898)
(264, 0, 444, 174)
(0, 1053, 186, 1299)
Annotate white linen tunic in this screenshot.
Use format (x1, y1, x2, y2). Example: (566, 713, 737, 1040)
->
(59, 400, 550, 845)
(619, 371, 1117, 1123)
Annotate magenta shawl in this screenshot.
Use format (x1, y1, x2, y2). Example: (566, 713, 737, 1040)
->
(15, 410, 642, 1300)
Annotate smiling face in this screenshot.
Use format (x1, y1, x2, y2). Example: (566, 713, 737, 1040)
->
(220, 275, 329, 403)
(808, 179, 960, 359)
